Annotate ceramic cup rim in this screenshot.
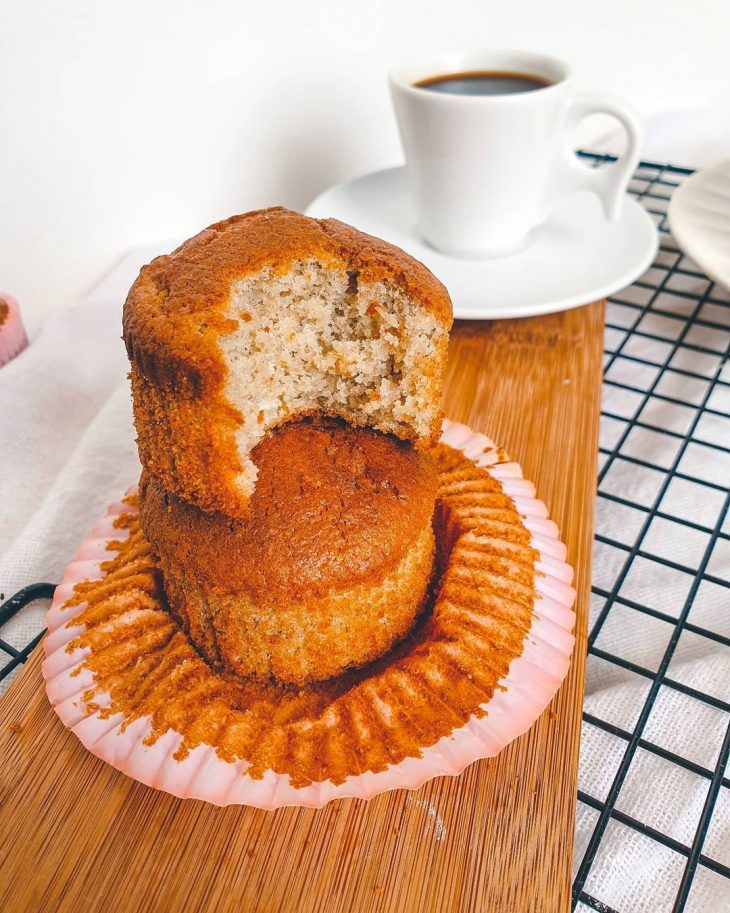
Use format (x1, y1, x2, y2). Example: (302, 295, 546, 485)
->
(389, 49, 570, 103)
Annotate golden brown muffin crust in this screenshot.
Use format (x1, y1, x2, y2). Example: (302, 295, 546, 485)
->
(64, 442, 538, 787)
(139, 417, 438, 599)
(123, 207, 452, 377)
(123, 207, 452, 519)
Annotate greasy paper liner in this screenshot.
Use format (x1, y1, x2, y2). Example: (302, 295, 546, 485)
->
(0, 293, 29, 367)
(42, 419, 577, 808)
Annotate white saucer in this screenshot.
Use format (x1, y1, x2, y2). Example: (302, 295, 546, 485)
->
(306, 166, 658, 320)
(668, 159, 730, 292)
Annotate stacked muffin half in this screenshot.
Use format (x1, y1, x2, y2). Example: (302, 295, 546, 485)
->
(124, 208, 453, 685)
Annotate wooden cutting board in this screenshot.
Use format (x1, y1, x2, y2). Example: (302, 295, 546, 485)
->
(0, 301, 604, 913)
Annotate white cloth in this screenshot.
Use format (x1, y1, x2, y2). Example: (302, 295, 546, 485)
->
(0, 249, 158, 656)
(1, 242, 728, 912)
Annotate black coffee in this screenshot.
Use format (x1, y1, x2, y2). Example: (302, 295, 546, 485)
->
(414, 70, 552, 96)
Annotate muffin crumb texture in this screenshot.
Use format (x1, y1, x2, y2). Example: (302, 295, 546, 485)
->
(123, 208, 452, 516)
(223, 259, 444, 501)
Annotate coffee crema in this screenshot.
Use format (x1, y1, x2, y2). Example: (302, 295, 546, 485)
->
(414, 70, 553, 96)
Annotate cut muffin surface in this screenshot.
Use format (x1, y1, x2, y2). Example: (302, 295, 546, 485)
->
(124, 208, 452, 517)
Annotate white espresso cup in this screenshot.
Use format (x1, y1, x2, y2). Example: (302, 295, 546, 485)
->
(389, 50, 642, 258)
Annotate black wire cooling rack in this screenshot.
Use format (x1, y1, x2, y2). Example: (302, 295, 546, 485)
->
(1, 157, 728, 913)
(573, 155, 730, 913)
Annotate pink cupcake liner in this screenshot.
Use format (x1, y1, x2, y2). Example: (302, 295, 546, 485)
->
(0, 293, 29, 366)
(42, 418, 577, 808)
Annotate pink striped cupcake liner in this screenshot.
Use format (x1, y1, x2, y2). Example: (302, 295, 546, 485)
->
(42, 418, 577, 807)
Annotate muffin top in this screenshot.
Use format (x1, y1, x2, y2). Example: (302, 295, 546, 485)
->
(124, 207, 452, 519)
(140, 418, 437, 598)
(123, 207, 452, 372)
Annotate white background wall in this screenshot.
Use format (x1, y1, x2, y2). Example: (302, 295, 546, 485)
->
(2, 0, 729, 333)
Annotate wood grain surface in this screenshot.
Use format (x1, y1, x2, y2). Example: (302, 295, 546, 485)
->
(0, 302, 604, 913)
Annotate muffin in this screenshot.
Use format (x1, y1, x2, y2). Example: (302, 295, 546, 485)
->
(0, 294, 29, 367)
(124, 208, 452, 518)
(138, 418, 438, 684)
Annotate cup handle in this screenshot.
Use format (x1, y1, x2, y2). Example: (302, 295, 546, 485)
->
(551, 92, 642, 221)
